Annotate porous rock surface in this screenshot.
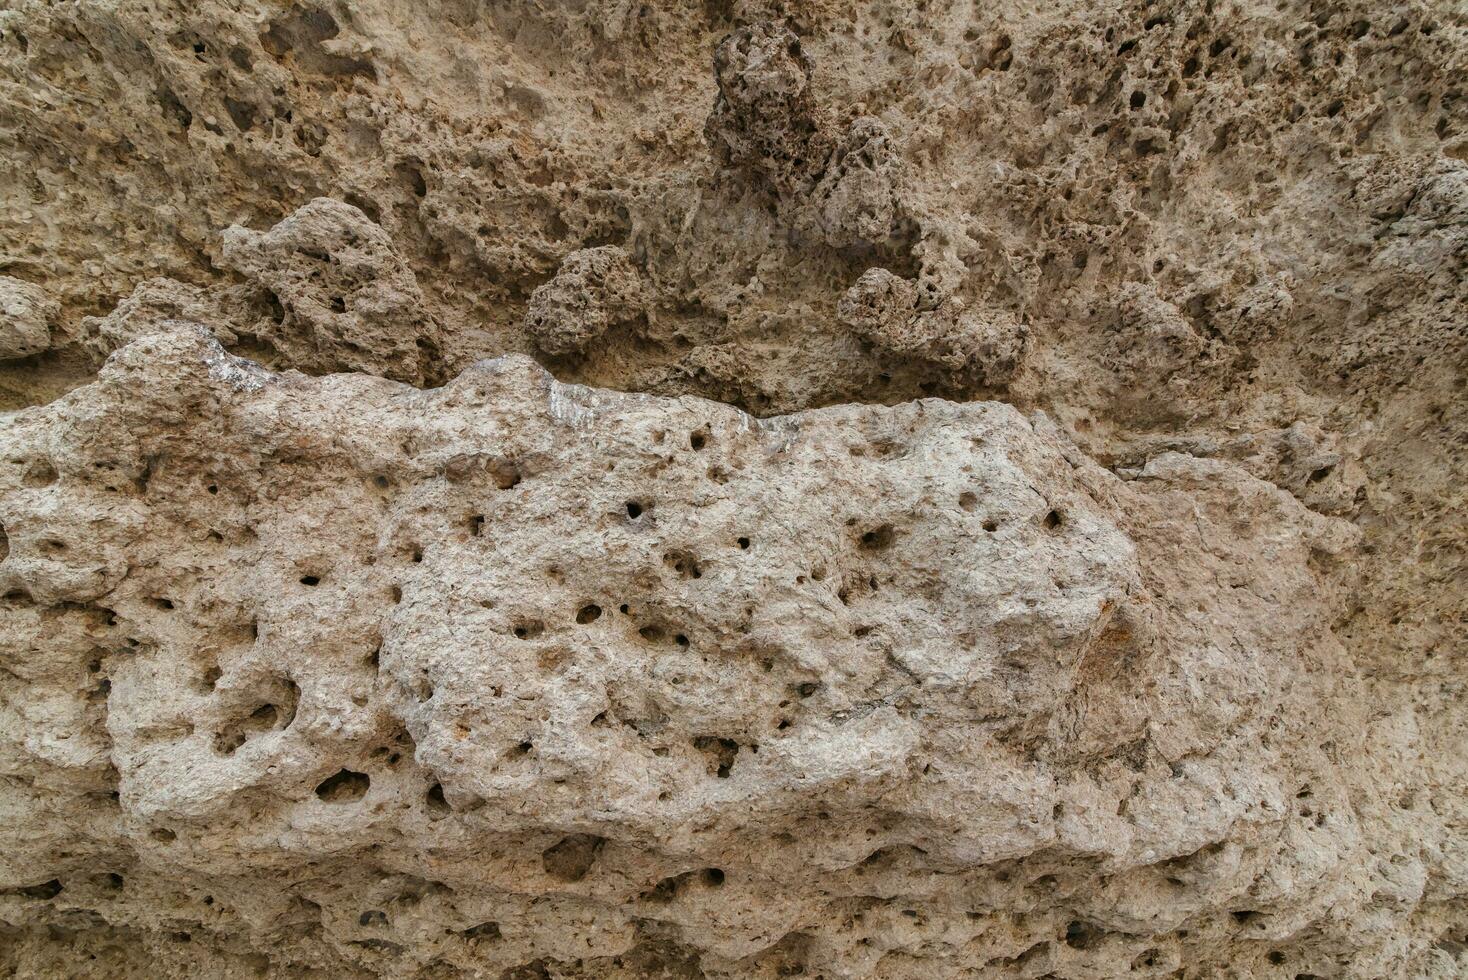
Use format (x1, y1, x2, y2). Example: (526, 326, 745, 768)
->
(0, 0, 1465, 978)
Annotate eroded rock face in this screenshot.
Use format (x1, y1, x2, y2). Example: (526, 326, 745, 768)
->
(0, 277, 56, 361)
(0, 0, 1465, 977)
(0, 328, 1388, 978)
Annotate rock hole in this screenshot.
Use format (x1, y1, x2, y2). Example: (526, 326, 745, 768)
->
(300, 574, 321, 586)
(426, 782, 450, 817)
(358, 910, 387, 927)
(576, 604, 602, 624)
(1130, 90, 1146, 109)
(469, 514, 485, 537)
(959, 492, 977, 511)
(639, 625, 664, 643)
(859, 524, 895, 551)
(1043, 510, 1062, 531)
(1064, 920, 1100, 949)
(689, 432, 707, 450)
(13, 879, 63, 899)
(692, 736, 738, 778)
(151, 828, 176, 842)
(737, 536, 750, 549)
(462, 922, 501, 942)
(24, 460, 58, 486)
(316, 769, 370, 803)
(487, 457, 521, 490)
(541, 834, 605, 882)
(1268, 951, 1287, 965)
(702, 868, 725, 886)
(625, 500, 644, 519)
(512, 620, 544, 640)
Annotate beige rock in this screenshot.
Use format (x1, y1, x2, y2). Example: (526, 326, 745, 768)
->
(0, 327, 1389, 978)
(219, 198, 442, 385)
(0, 0, 1464, 976)
(839, 267, 1026, 384)
(0, 277, 56, 360)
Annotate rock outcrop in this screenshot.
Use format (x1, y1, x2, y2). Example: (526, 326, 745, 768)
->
(0, 0, 1464, 977)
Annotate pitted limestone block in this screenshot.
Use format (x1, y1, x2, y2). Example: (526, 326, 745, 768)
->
(0, 277, 57, 360)
(0, 328, 1365, 977)
(524, 246, 646, 357)
(219, 198, 442, 385)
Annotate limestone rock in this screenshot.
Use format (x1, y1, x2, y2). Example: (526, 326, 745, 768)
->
(219, 198, 442, 385)
(0, 0, 1464, 976)
(0, 277, 56, 360)
(839, 267, 1026, 384)
(524, 246, 646, 357)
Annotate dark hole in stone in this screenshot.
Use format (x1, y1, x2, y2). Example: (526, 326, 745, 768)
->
(463, 921, 501, 941)
(1065, 919, 1101, 949)
(300, 575, 321, 586)
(487, 457, 521, 490)
(577, 604, 602, 624)
(859, 524, 895, 550)
(315, 769, 370, 803)
(17, 879, 62, 900)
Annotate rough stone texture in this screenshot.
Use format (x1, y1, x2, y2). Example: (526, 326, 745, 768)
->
(524, 246, 646, 357)
(0, 0, 1465, 977)
(0, 277, 57, 361)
